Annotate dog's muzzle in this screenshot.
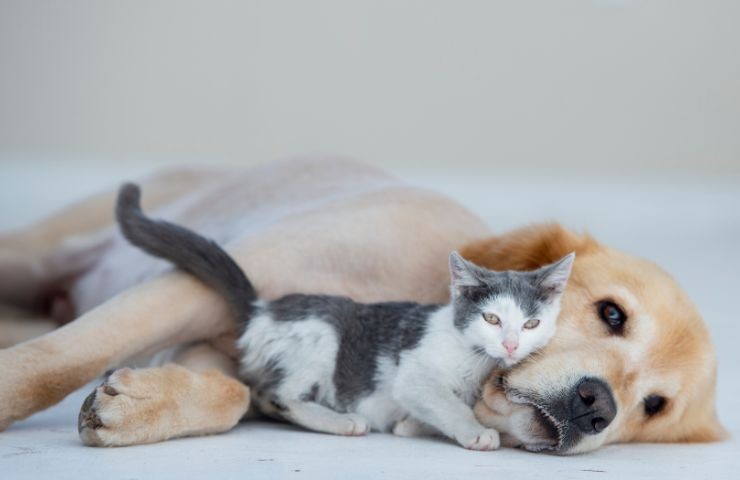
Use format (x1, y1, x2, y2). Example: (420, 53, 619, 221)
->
(568, 377, 617, 435)
(541, 376, 618, 452)
(508, 376, 618, 453)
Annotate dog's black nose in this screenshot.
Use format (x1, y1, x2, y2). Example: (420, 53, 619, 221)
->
(569, 378, 617, 434)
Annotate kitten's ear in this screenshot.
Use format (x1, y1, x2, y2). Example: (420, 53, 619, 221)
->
(449, 251, 482, 290)
(537, 252, 575, 299)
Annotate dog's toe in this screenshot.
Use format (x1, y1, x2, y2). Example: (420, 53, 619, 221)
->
(102, 385, 119, 396)
(77, 374, 139, 447)
(77, 365, 250, 447)
(78, 388, 107, 446)
(78, 389, 103, 431)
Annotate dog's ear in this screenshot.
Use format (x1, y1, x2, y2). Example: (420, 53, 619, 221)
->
(681, 419, 729, 443)
(459, 223, 597, 271)
(676, 383, 728, 444)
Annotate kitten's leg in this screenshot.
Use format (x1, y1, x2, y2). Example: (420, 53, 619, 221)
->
(394, 378, 500, 451)
(392, 416, 438, 438)
(279, 400, 369, 437)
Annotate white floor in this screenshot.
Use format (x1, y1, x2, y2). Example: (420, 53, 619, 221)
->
(1, 161, 739, 479)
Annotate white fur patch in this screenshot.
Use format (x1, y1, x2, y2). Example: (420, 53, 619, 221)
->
(354, 357, 405, 432)
(238, 312, 339, 402)
(473, 295, 558, 366)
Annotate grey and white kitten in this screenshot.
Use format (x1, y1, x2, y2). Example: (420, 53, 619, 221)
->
(116, 184, 574, 450)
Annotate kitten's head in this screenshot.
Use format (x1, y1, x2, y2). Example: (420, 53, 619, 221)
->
(449, 251, 575, 366)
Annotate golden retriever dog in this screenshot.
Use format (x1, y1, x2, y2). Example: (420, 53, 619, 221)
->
(0, 157, 725, 453)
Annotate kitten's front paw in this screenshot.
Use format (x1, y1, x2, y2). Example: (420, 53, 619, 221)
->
(457, 428, 501, 451)
(339, 414, 369, 436)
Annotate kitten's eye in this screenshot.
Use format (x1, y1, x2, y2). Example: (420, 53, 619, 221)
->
(482, 313, 501, 325)
(523, 319, 540, 329)
(644, 395, 667, 417)
(596, 300, 627, 334)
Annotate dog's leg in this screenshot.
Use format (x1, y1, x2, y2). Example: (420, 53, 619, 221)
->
(0, 181, 124, 307)
(0, 167, 213, 254)
(0, 230, 112, 310)
(0, 305, 57, 348)
(78, 355, 249, 446)
(0, 167, 214, 306)
(0, 271, 235, 431)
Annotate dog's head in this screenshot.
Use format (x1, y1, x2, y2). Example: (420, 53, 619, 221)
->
(462, 224, 726, 454)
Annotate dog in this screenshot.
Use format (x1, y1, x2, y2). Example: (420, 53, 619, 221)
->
(0, 157, 725, 453)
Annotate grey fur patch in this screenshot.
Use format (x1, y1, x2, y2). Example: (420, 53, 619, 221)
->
(116, 183, 258, 324)
(241, 354, 286, 396)
(300, 383, 320, 403)
(451, 255, 573, 329)
(472, 345, 487, 356)
(265, 294, 440, 409)
(269, 396, 288, 413)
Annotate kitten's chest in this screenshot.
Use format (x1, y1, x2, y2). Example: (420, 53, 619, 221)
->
(454, 360, 493, 405)
(417, 333, 494, 404)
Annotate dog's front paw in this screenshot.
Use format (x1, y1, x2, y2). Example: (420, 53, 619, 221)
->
(456, 428, 501, 451)
(78, 367, 168, 447)
(78, 365, 249, 447)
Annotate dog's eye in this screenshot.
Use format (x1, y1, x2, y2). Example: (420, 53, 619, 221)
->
(523, 319, 540, 329)
(644, 395, 667, 417)
(596, 300, 627, 334)
(482, 313, 501, 325)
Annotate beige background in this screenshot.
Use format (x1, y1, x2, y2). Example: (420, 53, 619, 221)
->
(1, 0, 738, 175)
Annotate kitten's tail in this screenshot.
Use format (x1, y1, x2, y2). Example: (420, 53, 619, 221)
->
(115, 183, 257, 324)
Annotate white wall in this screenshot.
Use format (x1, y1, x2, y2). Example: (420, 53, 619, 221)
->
(1, 0, 738, 174)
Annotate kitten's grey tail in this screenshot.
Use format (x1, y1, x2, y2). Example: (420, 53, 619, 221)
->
(115, 183, 257, 324)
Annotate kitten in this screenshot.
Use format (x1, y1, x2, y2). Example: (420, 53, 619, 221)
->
(116, 183, 574, 450)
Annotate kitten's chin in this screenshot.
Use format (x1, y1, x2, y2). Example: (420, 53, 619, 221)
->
(502, 357, 519, 368)
(483, 348, 512, 366)
(481, 348, 519, 368)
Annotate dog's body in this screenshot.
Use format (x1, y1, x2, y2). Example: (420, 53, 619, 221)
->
(0, 157, 725, 452)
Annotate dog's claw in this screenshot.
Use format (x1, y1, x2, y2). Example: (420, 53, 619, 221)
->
(78, 389, 103, 432)
(103, 385, 118, 396)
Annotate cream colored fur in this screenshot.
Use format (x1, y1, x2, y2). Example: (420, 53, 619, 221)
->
(0, 157, 722, 451)
(0, 157, 488, 444)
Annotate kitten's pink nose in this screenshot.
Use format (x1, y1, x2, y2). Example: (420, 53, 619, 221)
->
(502, 340, 518, 355)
